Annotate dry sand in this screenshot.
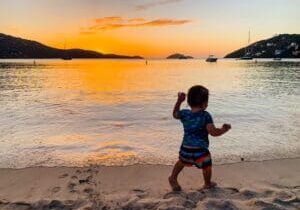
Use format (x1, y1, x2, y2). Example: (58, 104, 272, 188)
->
(0, 158, 299, 210)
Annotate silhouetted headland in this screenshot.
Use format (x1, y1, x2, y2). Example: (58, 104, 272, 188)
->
(0, 33, 143, 59)
(225, 34, 300, 58)
(166, 53, 193, 59)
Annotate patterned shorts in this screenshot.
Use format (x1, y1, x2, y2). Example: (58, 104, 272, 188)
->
(179, 145, 212, 169)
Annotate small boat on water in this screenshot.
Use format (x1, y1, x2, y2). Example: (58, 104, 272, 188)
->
(273, 50, 282, 61)
(206, 55, 218, 62)
(62, 56, 72, 60)
(240, 55, 253, 60)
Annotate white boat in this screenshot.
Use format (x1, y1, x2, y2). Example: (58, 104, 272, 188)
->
(206, 55, 218, 62)
(273, 50, 282, 61)
(240, 55, 253, 60)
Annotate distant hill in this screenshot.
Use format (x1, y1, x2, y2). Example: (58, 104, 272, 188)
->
(224, 34, 300, 58)
(0, 33, 143, 59)
(166, 53, 193, 59)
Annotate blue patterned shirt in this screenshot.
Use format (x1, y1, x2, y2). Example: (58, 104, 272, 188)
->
(177, 109, 213, 149)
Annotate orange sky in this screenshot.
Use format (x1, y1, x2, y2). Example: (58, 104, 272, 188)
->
(1, 0, 300, 58)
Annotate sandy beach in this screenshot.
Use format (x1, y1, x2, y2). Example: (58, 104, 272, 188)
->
(1, 1, 300, 210)
(0, 158, 299, 210)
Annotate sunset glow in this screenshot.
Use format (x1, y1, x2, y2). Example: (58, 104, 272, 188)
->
(1, 0, 300, 58)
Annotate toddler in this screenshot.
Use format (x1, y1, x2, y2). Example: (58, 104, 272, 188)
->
(169, 85, 231, 191)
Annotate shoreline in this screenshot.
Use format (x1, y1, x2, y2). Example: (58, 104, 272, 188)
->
(1, 155, 300, 170)
(0, 158, 299, 210)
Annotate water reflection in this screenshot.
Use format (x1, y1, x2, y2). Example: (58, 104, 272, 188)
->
(0, 59, 299, 168)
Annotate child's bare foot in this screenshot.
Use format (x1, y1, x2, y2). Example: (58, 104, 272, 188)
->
(168, 176, 182, 191)
(202, 181, 217, 189)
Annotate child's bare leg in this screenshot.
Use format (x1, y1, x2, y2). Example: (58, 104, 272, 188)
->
(202, 166, 217, 189)
(169, 160, 184, 191)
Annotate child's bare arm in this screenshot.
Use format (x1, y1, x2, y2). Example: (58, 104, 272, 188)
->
(206, 123, 231, 136)
(173, 92, 186, 119)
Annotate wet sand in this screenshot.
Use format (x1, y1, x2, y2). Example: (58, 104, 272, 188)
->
(0, 158, 299, 210)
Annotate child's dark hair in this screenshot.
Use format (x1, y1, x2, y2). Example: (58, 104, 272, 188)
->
(187, 85, 209, 107)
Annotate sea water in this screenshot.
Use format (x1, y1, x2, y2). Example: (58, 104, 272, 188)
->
(0, 59, 299, 168)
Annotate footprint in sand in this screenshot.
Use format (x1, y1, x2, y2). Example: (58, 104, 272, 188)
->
(198, 186, 240, 198)
(68, 182, 76, 189)
(240, 189, 258, 199)
(253, 199, 284, 210)
(79, 178, 89, 184)
(67, 181, 77, 193)
(202, 199, 239, 210)
(71, 175, 78, 180)
(224, 187, 239, 194)
(274, 196, 300, 206)
(163, 191, 184, 199)
(79, 175, 93, 184)
(58, 173, 69, 178)
(292, 185, 300, 189)
(186, 191, 206, 203)
(132, 189, 144, 193)
(51, 186, 61, 193)
(0, 199, 9, 205)
(83, 188, 94, 194)
(85, 168, 92, 173)
(7, 201, 32, 210)
(132, 189, 148, 198)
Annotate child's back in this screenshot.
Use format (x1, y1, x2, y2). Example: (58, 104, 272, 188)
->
(169, 85, 231, 191)
(179, 109, 213, 149)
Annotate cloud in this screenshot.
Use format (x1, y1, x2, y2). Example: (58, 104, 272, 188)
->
(80, 16, 192, 34)
(95, 16, 123, 24)
(136, 0, 183, 10)
(141, 19, 191, 26)
(79, 30, 96, 35)
(127, 18, 146, 23)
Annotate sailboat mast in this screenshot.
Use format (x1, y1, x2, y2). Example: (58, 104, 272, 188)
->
(248, 29, 251, 44)
(62, 39, 72, 60)
(240, 29, 253, 59)
(245, 29, 251, 55)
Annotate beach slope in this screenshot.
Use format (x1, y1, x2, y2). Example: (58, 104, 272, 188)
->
(0, 158, 299, 210)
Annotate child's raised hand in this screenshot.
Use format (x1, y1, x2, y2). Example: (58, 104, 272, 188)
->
(177, 92, 186, 102)
(222, 123, 231, 131)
